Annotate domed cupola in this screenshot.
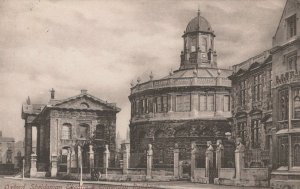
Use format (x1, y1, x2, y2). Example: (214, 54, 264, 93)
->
(185, 14, 213, 35)
(180, 10, 217, 70)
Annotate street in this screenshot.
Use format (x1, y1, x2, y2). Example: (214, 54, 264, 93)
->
(0, 177, 271, 189)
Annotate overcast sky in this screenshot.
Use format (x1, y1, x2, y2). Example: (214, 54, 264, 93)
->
(0, 0, 285, 141)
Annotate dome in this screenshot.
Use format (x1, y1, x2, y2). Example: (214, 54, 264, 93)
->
(185, 15, 213, 34)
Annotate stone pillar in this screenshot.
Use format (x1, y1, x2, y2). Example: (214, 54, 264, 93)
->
(191, 93, 199, 116)
(67, 148, 71, 174)
(103, 145, 110, 169)
(30, 153, 37, 177)
(173, 143, 179, 179)
(51, 154, 58, 177)
(215, 140, 224, 178)
(205, 141, 214, 179)
(235, 138, 245, 181)
(122, 143, 130, 174)
(89, 145, 94, 169)
(146, 144, 153, 180)
(190, 142, 196, 180)
(25, 123, 32, 173)
(36, 126, 40, 162)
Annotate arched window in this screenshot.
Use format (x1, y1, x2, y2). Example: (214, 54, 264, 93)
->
(95, 125, 105, 139)
(6, 149, 12, 163)
(62, 123, 72, 139)
(17, 151, 21, 157)
(154, 130, 165, 138)
(80, 102, 89, 108)
(78, 124, 89, 139)
(294, 144, 300, 166)
(174, 129, 188, 137)
(294, 96, 300, 119)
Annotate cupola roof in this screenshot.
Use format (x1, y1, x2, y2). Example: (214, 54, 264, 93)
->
(184, 11, 213, 35)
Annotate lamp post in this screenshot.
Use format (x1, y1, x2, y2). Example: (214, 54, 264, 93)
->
(76, 139, 87, 187)
(22, 158, 25, 179)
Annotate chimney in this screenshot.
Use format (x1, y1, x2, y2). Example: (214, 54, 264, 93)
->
(50, 88, 55, 99)
(81, 89, 88, 94)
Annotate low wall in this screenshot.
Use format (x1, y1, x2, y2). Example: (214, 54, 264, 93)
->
(107, 168, 122, 175)
(192, 168, 208, 183)
(219, 168, 235, 179)
(238, 168, 269, 187)
(127, 168, 146, 175)
(152, 168, 173, 176)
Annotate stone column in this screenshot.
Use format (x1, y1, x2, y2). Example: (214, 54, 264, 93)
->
(191, 93, 199, 116)
(215, 140, 224, 178)
(30, 153, 37, 177)
(36, 126, 40, 162)
(89, 145, 94, 169)
(122, 143, 130, 174)
(235, 138, 245, 181)
(67, 148, 71, 174)
(205, 141, 214, 179)
(103, 145, 110, 169)
(191, 142, 196, 180)
(51, 154, 58, 177)
(173, 143, 179, 179)
(146, 144, 153, 180)
(25, 123, 32, 173)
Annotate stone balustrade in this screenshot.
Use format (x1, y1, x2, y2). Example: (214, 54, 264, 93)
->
(131, 77, 232, 94)
(275, 70, 300, 87)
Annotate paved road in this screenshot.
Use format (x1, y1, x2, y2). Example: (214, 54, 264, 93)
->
(0, 177, 271, 189)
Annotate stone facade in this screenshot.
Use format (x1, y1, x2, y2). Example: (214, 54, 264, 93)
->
(270, 0, 300, 188)
(129, 11, 232, 165)
(229, 51, 273, 162)
(229, 0, 300, 187)
(21, 89, 120, 176)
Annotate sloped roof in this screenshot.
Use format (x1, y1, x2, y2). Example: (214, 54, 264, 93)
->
(22, 103, 45, 115)
(53, 92, 121, 112)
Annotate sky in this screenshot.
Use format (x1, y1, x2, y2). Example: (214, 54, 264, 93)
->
(0, 0, 285, 141)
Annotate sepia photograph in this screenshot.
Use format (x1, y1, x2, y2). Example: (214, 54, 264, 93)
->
(0, 0, 298, 188)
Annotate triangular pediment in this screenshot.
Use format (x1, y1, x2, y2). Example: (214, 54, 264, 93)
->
(53, 93, 120, 112)
(273, 0, 300, 46)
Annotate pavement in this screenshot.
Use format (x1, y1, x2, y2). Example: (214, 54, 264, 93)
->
(0, 177, 271, 189)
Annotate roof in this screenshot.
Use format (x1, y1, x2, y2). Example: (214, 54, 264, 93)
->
(53, 92, 121, 112)
(22, 103, 45, 115)
(185, 14, 213, 35)
(162, 67, 232, 79)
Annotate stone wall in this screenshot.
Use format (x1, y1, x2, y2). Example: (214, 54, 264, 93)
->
(130, 119, 231, 164)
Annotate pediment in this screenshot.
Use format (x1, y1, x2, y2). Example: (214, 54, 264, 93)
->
(53, 94, 119, 112)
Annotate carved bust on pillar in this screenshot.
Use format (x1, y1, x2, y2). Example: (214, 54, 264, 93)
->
(235, 137, 245, 152)
(216, 139, 224, 152)
(147, 144, 153, 156)
(206, 141, 214, 152)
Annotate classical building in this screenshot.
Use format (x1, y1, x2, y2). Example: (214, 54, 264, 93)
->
(21, 89, 120, 176)
(270, 0, 300, 187)
(129, 11, 233, 165)
(229, 50, 273, 166)
(229, 0, 300, 187)
(0, 131, 15, 165)
(0, 131, 15, 174)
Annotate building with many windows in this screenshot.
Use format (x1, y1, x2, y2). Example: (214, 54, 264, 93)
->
(229, 50, 273, 165)
(0, 131, 15, 174)
(229, 0, 300, 187)
(129, 11, 233, 165)
(270, 0, 300, 186)
(21, 89, 120, 176)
